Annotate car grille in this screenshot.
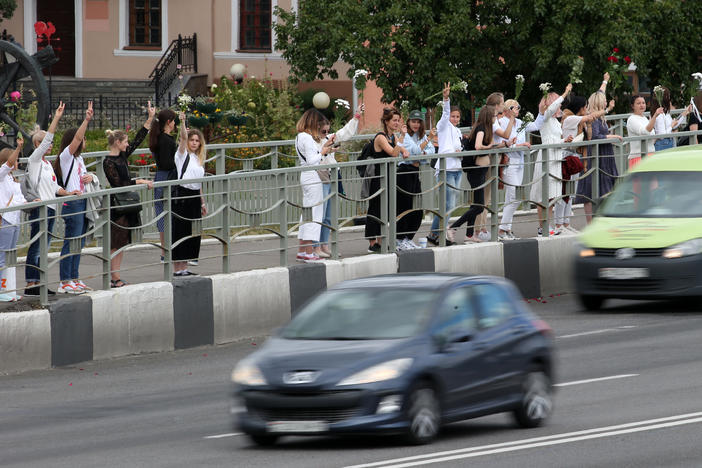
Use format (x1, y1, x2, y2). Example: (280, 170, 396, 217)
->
(252, 407, 359, 423)
(594, 248, 665, 258)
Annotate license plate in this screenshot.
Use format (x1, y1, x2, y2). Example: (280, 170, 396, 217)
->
(267, 421, 328, 433)
(598, 268, 649, 280)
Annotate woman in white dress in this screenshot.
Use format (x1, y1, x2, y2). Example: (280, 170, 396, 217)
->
(529, 83, 573, 237)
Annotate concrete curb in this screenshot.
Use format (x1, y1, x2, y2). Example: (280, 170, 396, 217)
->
(0, 235, 578, 375)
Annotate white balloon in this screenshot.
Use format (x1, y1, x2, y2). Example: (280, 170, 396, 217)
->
(230, 63, 245, 79)
(312, 92, 330, 109)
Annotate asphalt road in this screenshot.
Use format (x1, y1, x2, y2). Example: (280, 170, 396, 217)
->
(2, 294, 702, 467)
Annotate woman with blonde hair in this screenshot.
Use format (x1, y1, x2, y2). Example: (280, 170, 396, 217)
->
(171, 113, 207, 275)
(575, 83, 623, 223)
(102, 101, 156, 287)
(295, 108, 335, 261)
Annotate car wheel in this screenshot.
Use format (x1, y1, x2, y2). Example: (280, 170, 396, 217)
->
(248, 434, 279, 446)
(405, 384, 441, 445)
(579, 295, 605, 311)
(514, 370, 553, 428)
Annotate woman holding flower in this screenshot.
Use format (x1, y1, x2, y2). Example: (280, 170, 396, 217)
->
(651, 86, 691, 152)
(149, 108, 178, 259)
(529, 83, 573, 237)
(314, 103, 364, 258)
(626, 95, 662, 169)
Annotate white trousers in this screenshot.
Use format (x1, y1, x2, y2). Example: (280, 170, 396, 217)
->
(499, 161, 524, 232)
(298, 171, 324, 241)
(554, 174, 576, 225)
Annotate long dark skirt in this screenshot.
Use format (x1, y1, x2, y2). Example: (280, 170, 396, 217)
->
(575, 155, 618, 204)
(396, 164, 423, 240)
(172, 187, 202, 261)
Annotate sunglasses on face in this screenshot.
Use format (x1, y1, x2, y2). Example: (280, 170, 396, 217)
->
(320, 129, 329, 135)
(510, 106, 521, 111)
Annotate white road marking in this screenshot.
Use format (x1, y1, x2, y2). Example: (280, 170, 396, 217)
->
(554, 374, 639, 387)
(557, 325, 637, 339)
(345, 411, 702, 468)
(203, 432, 243, 439)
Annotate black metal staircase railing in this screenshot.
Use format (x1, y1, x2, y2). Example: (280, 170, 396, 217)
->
(149, 33, 197, 107)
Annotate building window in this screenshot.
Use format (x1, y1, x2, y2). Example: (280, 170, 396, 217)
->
(129, 0, 161, 48)
(239, 0, 271, 52)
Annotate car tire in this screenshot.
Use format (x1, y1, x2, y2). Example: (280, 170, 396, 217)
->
(513, 370, 553, 428)
(405, 384, 441, 445)
(248, 434, 279, 446)
(579, 295, 605, 311)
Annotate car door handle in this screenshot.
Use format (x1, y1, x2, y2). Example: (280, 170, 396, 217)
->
(474, 341, 488, 350)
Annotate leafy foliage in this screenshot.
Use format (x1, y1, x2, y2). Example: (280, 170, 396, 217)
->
(275, 0, 702, 115)
(0, 0, 16, 21)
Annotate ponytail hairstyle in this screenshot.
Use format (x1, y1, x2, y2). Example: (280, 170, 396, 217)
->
(380, 107, 401, 135)
(105, 129, 128, 149)
(468, 105, 496, 145)
(187, 128, 207, 166)
(53, 127, 79, 183)
(149, 109, 177, 153)
(565, 95, 587, 115)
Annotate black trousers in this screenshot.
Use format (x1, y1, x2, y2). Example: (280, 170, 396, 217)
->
(450, 167, 487, 237)
(396, 164, 423, 240)
(172, 187, 202, 261)
(364, 172, 383, 239)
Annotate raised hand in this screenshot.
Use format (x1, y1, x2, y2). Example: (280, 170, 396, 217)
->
(443, 82, 451, 101)
(564, 83, 573, 96)
(603, 72, 610, 82)
(607, 100, 615, 112)
(86, 101, 94, 121)
(147, 100, 156, 118)
(55, 101, 65, 118)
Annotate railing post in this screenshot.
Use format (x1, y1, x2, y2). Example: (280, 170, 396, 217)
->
(163, 182, 173, 279)
(221, 177, 231, 273)
(271, 146, 278, 169)
(379, 162, 388, 253)
(102, 193, 112, 290)
(388, 161, 397, 251)
(438, 156, 447, 247)
(278, 172, 288, 266)
(330, 166, 339, 259)
(593, 143, 601, 204)
(216, 148, 226, 175)
(192, 33, 198, 73)
(490, 150, 499, 241)
(177, 34, 183, 67)
(541, 147, 549, 237)
(38, 204, 49, 306)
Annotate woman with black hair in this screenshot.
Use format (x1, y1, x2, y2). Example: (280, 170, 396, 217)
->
(651, 86, 691, 152)
(149, 108, 177, 259)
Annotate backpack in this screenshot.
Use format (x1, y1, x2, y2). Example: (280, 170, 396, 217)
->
(356, 133, 384, 177)
(460, 135, 477, 170)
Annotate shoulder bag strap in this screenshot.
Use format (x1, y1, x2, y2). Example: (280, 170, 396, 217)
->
(295, 135, 307, 162)
(63, 158, 75, 188)
(179, 154, 191, 180)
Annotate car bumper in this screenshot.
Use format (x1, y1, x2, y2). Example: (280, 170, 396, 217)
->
(574, 253, 702, 299)
(234, 386, 411, 436)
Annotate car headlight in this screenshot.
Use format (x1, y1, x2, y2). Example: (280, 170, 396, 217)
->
(231, 361, 267, 386)
(663, 239, 702, 259)
(337, 358, 413, 386)
(575, 242, 595, 258)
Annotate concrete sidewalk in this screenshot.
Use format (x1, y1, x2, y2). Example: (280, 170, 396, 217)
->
(1, 208, 586, 311)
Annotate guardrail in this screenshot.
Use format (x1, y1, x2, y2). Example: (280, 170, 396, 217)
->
(3, 121, 700, 305)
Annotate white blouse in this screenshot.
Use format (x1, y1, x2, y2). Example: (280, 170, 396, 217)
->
(627, 114, 655, 158)
(26, 131, 61, 201)
(434, 98, 462, 172)
(296, 132, 322, 169)
(0, 163, 27, 225)
(174, 148, 205, 191)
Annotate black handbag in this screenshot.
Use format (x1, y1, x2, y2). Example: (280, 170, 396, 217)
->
(112, 191, 142, 216)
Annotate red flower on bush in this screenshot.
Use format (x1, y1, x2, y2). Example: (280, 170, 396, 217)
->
(607, 55, 618, 63)
(613, 47, 620, 53)
(624, 56, 631, 64)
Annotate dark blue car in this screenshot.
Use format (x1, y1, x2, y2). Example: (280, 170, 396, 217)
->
(232, 274, 555, 446)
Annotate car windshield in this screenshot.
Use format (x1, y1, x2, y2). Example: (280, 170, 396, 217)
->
(601, 171, 702, 218)
(281, 288, 438, 340)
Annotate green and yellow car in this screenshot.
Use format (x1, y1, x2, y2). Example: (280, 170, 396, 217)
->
(574, 145, 702, 310)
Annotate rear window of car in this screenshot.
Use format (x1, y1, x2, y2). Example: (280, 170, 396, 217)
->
(282, 288, 438, 340)
(602, 171, 702, 218)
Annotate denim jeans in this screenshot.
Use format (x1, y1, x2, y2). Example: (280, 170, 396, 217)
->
(654, 138, 674, 152)
(59, 199, 87, 281)
(25, 207, 56, 282)
(431, 170, 463, 235)
(0, 219, 19, 268)
(319, 183, 332, 245)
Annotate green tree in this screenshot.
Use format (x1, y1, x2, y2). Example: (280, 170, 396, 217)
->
(0, 0, 17, 22)
(275, 0, 698, 115)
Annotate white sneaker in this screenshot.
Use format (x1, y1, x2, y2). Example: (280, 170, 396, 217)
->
(74, 280, 91, 291)
(406, 239, 421, 249)
(188, 260, 199, 266)
(478, 231, 491, 242)
(507, 231, 519, 240)
(565, 226, 579, 234)
(58, 282, 80, 294)
(553, 227, 563, 236)
(395, 239, 406, 251)
(498, 231, 511, 241)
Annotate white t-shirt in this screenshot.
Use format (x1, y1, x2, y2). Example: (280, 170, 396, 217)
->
(562, 115, 584, 141)
(626, 114, 655, 158)
(174, 148, 205, 191)
(58, 146, 87, 193)
(434, 99, 462, 172)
